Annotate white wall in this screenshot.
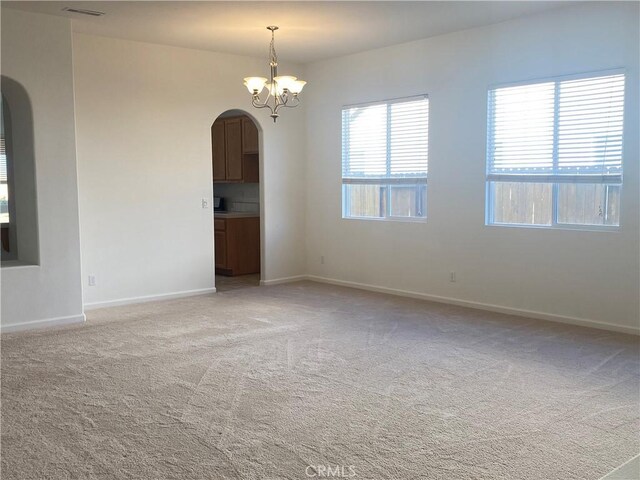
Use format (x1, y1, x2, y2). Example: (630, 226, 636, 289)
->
(72, 34, 306, 307)
(304, 2, 640, 333)
(1, 9, 84, 330)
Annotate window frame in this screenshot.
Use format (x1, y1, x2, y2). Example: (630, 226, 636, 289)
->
(341, 95, 430, 223)
(485, 69, 625, 231)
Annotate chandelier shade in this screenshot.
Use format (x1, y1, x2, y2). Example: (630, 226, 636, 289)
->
(243, 77, 268, 95)
(244, 26, 306, 122)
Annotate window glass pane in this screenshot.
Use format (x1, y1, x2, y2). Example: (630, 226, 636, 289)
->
(557, 75, 624, 175)
(488, 82, 555, 175)
(557, 183, 620, 226)
(344, 184, 386, 218)
(491, 182, 552, 225)
(389, 100, 429, 177)
(0, 99, 7, 224)
(342, 104, 387, 178)
(390, 185, 426, 218)
(0, 183, 8, 224)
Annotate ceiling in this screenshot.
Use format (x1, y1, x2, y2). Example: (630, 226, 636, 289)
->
(5, 1, 574, 64)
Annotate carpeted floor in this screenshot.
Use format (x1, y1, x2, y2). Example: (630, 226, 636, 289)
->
(215, 274, 261, 292)
(1, 281, 639, 479)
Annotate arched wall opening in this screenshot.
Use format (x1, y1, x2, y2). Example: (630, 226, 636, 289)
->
(210, 108, 264, 290)
(1, 76, 39, 266)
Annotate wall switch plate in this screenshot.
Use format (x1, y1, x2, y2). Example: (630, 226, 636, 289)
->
(202, 198, 209, 209)
(450, 272, 456, 283)
(321, 255, 325, 265)
(88, 275, 96, 286)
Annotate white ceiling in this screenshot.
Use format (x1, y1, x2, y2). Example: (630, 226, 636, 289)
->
(5, 1, 574, 64)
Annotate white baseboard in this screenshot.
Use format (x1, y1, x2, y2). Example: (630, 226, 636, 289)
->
(2, 313, 86, 333)
(306, 275, 640, 336)
(84, 287, 216, 310)
(6, 277, 634, 335)
(260, 275, 307, 286)
(600, 454, 640, 480)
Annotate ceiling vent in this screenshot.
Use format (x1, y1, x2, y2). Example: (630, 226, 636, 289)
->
(62, 7, 105, 17)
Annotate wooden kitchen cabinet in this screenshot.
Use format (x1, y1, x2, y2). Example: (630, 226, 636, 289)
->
(211, 115, 259, 183)
(214, 216, 260, 276)
(224, 118, 243, 181)
(242, 117, 259, 154)
(212, 121, 226, 182)
(214, 231, 227, 269)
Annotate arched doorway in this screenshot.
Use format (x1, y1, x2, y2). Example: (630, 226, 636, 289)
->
(211, 109, 262, 292)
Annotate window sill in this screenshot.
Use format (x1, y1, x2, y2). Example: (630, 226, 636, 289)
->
(1, 260, 40, 269)
(342, 215, 427, 224)
(485, 222, 620, 233)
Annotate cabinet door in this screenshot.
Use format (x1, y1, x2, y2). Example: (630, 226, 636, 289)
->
(224, 118, 243, 181)
(214, 231, 227, 268)
(242, 117, 259, 154)
(237, 217, 260, 274)
(212, 121, 226, 182)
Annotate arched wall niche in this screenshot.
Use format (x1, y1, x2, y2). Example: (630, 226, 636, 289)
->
(1, 75, 39, 266)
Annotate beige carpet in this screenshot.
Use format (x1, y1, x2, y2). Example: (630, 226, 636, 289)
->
(215, 274, 261, 292)
(1, 281, 639, 479)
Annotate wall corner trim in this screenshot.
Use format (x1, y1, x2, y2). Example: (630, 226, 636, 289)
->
(1, 313, 86, 333)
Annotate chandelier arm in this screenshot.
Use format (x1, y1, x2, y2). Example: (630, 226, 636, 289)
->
(273, 96, 301, 115)
(277, 101, 300, 111)
(251, 89, 274, 107)
(251, 95, 276, 115)
(279, 96, 300, 109)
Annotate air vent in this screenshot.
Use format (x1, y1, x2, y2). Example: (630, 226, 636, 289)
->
(62, 7, 105, 17)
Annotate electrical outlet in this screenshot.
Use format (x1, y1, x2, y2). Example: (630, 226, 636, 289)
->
(201, 198, 209, 209)
(88, 275, 96, 286)
(320, 255, 325, 265)
(450, 272, 456, 283)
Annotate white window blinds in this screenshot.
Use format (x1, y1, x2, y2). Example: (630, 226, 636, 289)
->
(487, 72, 625, 183)
(342, 96, 429, 184)
(0, 137, 6, 183)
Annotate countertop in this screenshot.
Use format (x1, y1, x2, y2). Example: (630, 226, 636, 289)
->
(214, 212, 260, 219)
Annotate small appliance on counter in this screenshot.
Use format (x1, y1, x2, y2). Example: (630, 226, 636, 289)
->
(213, 196, 226, 212)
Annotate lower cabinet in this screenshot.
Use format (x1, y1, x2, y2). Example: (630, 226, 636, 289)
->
(214, 216, 260, 276)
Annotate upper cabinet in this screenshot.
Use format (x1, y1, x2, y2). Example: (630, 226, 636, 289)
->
(212, 115, 259, 183)
(242, 117, 259, 154)
(212, 121, 226, 182)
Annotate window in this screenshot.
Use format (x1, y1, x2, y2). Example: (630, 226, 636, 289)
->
(0, 138, 7, 224)
(0, 102, 8, 225)
(486, 72, 625, 228)
(1, 95, 15, 260)
(1, 78, 39, 265)
(342, 96, 429, 220)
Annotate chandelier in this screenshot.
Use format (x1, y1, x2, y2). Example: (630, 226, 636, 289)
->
(243, 26, 306, 122)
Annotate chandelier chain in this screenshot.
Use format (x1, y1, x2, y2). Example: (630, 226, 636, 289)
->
(269, 29, 278, 66)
